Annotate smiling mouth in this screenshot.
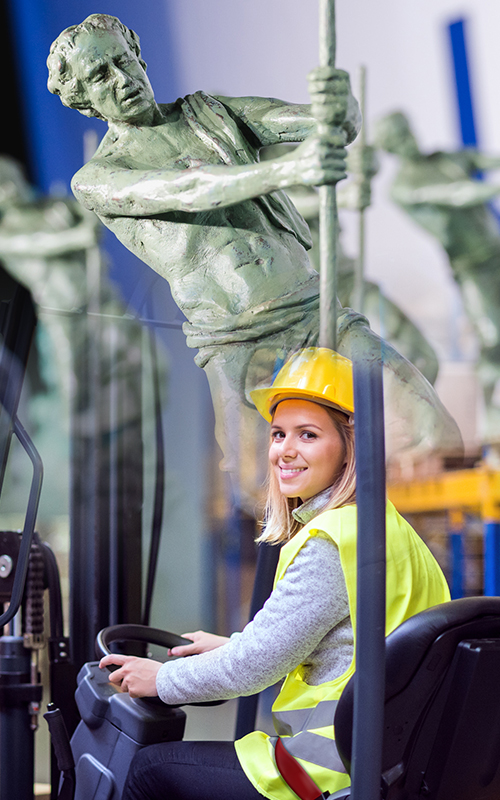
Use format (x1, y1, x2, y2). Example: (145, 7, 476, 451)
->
(279, 466, 306, 477)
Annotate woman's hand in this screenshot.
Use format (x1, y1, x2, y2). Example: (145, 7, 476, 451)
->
(169, 630, 230, 657)
(99, 654, 162, 698)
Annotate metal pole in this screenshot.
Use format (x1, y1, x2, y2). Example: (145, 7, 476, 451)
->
(352, 65, 366, 315)
(318, 0, 339, 350)
(351, 341, 387, 800)
(0, 637, 39, 800)
(0, 418, 43, 629)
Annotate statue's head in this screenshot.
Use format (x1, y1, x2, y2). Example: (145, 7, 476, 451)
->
(47, 14, 156, 125)
(373, 112, 419, 158)
(0, 156, 33, 212)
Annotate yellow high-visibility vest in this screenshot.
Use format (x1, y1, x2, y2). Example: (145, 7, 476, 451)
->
(235, 501, 450, 800)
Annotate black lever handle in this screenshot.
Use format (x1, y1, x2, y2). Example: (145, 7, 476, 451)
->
(43, 703, 76, 800)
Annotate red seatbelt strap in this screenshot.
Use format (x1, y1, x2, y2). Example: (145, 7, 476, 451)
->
(275, 737, 330, 800)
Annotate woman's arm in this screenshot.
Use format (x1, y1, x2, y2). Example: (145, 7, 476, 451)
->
(100, 535, 349, 702)
(158, 536, 349, 703)
(169, 631, 230, 657)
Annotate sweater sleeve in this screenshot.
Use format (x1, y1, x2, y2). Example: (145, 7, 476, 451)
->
(156, 534, 350, 705)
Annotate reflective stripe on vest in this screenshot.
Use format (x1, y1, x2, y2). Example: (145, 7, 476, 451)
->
(273, 700, 347, 772)
(271, 734, 347, 774)
(273, 700, 339, 736)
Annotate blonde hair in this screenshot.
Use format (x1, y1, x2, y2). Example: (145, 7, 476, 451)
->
(257, 406, 356, 545)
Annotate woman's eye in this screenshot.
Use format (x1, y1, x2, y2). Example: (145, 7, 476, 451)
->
(271, 431, 285, 441)
(301, 431, 317, 440)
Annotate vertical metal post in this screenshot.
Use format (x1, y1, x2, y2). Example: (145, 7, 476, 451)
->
(484, 519, 500, 596)
(225, 495, 243, 635)
(0, 285, 37, 499)
(352, 65, 366, 315)
(69, 292, 101, 668)
(351, 342, 386, 800)
(108, 319, 119, 626)
(0, 636, 41, 800)
(318, 0, 339, 350)
(448, 510, 465, 599)
(69, 287, 143, 669)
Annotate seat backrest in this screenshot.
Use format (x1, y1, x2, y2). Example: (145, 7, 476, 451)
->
(334, 597, 500, 800)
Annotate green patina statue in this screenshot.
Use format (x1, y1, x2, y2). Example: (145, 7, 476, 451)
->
(0, 154, 147, 522)
(375, 111, 500, 443)
(263, 144, 439, 385)
(0, 152, 152, 433)
(0, 155, 101, 390)
(47, 15, 461, 492)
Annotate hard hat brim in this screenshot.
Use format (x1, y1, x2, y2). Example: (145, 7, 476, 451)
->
(250, 386, 354, 423)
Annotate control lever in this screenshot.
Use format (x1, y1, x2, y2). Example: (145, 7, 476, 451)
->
(44, 703, 76, 800)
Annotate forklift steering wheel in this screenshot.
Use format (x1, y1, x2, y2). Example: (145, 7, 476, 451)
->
(96, 624, 224, 707)
(96, 624, 193, 659)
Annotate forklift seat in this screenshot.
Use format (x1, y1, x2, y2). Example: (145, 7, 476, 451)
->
(332, 596, 500, 799)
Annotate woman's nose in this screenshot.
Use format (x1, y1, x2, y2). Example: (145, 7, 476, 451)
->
(281, 436, 297, 458)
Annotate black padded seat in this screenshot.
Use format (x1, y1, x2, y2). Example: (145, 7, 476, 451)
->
(334, 597, 500, 799)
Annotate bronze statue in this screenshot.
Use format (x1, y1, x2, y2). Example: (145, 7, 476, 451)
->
(374, 111, 500, 442)
(47, 16, 461, 494)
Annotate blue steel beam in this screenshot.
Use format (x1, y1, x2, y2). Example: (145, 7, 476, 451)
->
(449, 531, 465, 599)
(484, 521, 500, 596)
(448, 19, 479, 148)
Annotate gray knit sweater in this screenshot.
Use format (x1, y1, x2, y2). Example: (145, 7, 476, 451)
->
(156, 495, 354, 705)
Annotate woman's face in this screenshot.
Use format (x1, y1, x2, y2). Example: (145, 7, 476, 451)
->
(269, 399, 346, 502)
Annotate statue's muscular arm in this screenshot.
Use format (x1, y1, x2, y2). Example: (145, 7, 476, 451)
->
(0, 208, 99, 257)
(470, 153, 500, 172)
(72, 68, 360, 219)
(72, 138, 346, 218)
(391, 177, 500, 209)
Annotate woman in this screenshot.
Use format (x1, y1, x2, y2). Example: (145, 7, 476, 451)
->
(100, 347, 450, 800)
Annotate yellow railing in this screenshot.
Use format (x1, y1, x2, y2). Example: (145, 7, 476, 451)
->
(388, 465, 500, 521)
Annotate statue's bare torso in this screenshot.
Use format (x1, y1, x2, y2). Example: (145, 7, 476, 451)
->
(82, 101, 317, 329)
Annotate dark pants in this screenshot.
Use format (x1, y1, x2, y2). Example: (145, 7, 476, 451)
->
(122, 740, 265, 800)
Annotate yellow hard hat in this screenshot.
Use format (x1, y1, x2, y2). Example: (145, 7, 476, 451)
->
(250, 347, 354, 422)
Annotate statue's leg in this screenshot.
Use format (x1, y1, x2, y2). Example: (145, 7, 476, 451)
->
(477, 349, 500, 447)
(360, 283, 439, 385)
(201, 342, 269, 513)
(457, 255, 500, 446)
(338, 273, 439, 384)
(199, 305, 320, 512)
(336, 308, 462, 460)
